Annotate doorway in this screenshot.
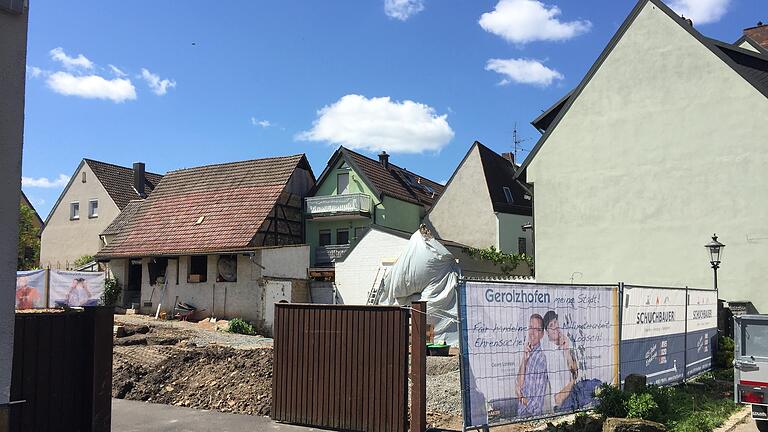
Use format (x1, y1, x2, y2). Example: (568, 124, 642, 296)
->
(125, 258, 142, 308)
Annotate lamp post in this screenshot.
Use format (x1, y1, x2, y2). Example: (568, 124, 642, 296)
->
(705, 234, 725, 290)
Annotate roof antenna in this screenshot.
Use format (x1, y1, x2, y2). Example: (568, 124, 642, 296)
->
(512, 122, 531, 162)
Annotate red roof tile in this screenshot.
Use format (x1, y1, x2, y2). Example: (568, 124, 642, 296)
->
(96, 155, 309, 257)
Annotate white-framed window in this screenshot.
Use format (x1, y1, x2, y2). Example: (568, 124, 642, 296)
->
(503, 187, 514, 203)
(88, 199, 98, 218)
(337, 173, 349, 194)
(70, 202, 80, 220)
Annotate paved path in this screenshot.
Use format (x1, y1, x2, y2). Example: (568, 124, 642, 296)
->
(112, 399, 319, 432)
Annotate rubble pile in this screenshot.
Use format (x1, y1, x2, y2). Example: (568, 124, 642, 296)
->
(113, 346, 273, 416)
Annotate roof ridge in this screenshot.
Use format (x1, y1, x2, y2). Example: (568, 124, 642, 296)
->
(165, 153, 305, 175)
(339, 146, 443, 186)
(83, 158, 164, 177)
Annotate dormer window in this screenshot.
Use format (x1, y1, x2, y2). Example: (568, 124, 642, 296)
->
(503, 187, 514, 203)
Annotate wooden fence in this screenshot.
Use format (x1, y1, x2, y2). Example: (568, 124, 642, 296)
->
(10, 307, 114, 432)
(271, 304, 410, 432)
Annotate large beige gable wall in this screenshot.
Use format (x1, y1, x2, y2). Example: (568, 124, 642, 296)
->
(425, 146, 499, 250)
(40, 162, 121, 267)
(527, 2, 768, 311)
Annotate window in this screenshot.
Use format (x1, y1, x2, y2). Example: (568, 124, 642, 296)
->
(337, 229, 350, 245)
(188, 255, 207, 283)
(518, 237, 527, 255)
(81, 172, 86, 183)
(742, 321, 768, 357)
(503, 187, 514, 203)
(337, 173, 349, 194)
(319, 230, 331, 247)
(148, 258, 168, 285)
(70, 202, 80, 220)
(88, 199, 98, 218)
(217, 255, 237, 282)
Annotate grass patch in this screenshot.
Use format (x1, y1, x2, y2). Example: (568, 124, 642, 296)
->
(549, 370, 739, 432)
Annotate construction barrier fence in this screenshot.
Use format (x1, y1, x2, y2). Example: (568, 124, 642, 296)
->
(458, 280, 718, 429)
(15, 269, 105, 309)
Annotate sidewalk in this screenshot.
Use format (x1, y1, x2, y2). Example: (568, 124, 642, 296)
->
(112, 399, 320, 432)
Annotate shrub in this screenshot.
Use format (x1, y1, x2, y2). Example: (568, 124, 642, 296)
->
(102, 277, 122, 307)
(594, 384, 628, 419)
(714, 335, 734, 369)
(228, 318, 256, 335)
(627, 392, 661, 421)
(74, 255, 95, 268)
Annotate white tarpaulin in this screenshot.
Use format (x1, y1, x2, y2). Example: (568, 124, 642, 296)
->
(379, 230, 460, 346)
(16, 269, 46, 309)
(49, 270, 105, 307)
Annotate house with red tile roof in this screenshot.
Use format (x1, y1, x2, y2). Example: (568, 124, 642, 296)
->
(305, 146, 444, 269)
(95, 154, 316, 329)
(40, 159, 162, 269)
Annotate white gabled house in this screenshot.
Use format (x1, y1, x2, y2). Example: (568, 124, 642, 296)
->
(516, 0, 768, 311)
(424, 142, 533, 257)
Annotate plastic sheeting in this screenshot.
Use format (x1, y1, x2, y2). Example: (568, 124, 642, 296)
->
(379, 230, 460, 346)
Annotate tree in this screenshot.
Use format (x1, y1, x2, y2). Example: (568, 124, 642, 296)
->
(18, 202, 40, 270)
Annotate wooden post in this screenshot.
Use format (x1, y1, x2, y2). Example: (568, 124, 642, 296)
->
(410, 301, 427, 432)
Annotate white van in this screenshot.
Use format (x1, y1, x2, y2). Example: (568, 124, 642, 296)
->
(734, 314, 768, 431)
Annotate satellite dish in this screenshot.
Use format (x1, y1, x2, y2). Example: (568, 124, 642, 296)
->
(217, 256, 237, 282)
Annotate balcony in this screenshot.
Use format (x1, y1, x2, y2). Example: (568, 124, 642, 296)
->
(315, 244, 350, 265)
(305, 193, 372, 219)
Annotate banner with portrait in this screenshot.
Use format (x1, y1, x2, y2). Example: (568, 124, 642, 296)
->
(48, 270, 105, 307)
(620, 286, 688, 385)
(16, 269, 46, 309)
(458, 281, 620, 427)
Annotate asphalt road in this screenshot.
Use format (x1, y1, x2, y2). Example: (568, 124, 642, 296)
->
(112, 399, 319, 432)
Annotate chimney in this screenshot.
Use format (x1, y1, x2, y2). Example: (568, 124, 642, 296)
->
(501, 152, 515, 165)
(744, 21, 768, 49)
(378, 151, 389, 168)
(133, 162, 146, 198)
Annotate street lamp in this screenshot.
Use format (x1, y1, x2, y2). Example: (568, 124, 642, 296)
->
(705, 234, 725, 290)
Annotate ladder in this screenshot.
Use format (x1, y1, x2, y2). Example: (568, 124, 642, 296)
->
(366, 267, 388, 305)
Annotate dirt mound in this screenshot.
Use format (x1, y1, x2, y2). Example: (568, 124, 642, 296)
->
(113, 346, 273, 416)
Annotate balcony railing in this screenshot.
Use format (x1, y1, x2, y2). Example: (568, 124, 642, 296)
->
(305, 193, 372, 217)
(315, 244, 350, 265)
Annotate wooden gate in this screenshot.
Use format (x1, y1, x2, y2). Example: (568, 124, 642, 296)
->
(271, 304, 409, 432)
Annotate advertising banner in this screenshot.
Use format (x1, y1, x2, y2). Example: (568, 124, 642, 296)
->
(16, 269, 46, 309)
(620, 286, 687, 385)
(685, 289, 718, 378)
(48, 270, 105, 307)
(459, 281, 619, 427)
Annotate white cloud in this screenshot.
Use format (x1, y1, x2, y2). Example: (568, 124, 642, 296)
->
(251, 117, 271, 128)
(668, 0, 730, 24)
(108, 64, 127, 77)
(49, 47, 93, 70)
(46, 71, 137, 103)
(28, 66, 44, 78)
(140, 68, 176, 96)
(298, 94, 454, 154)
(22, 174, 70, 188)
(486, 58, 564, 87)
(384, 0, 425, 20)
(479, 0, 591, 44)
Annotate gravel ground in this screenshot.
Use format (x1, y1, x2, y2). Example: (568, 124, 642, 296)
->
(115, 314, 273, 350)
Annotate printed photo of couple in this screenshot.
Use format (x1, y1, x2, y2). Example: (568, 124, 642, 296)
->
(514, 311, 602, 418)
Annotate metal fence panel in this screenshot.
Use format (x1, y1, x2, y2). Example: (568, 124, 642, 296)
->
(272, 304, 409, 432)
(10, 307, 113, 432)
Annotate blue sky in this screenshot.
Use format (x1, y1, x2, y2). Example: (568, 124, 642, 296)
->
(22, 0, 762, 218)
